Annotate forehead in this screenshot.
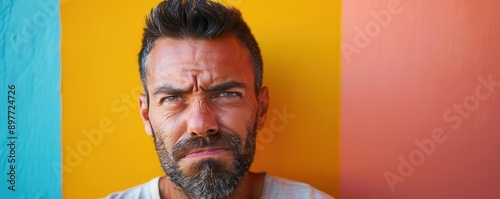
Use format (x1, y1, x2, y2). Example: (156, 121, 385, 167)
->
(145, 36, 254, 90)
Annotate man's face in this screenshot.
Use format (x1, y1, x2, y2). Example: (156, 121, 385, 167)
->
(138, 36, 268, 198)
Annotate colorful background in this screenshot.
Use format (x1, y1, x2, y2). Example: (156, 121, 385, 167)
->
(341, 0, 500, 198)
(1, 0, 61, 198)
(61, 0, 339, 198)
(2, 0, 500, 198)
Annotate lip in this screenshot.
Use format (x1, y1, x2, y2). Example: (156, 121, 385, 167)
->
(184, 148, 228, 159)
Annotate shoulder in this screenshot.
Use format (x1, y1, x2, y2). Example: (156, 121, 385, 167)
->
(101, 177, 161, 199)
(261, 175, 335, 199)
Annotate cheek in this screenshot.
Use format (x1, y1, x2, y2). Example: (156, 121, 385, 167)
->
(150, 111, 185, 148)
(217, 107, 256, 135)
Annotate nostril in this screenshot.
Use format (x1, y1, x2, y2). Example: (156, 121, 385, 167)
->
(190, 128, 217, 137)
(207, 129, 216, 134)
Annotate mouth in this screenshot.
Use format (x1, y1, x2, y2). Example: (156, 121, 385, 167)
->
(184, 148, 230, 160)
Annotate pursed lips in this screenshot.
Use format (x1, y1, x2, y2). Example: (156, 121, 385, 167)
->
(184, 148, 229, 159)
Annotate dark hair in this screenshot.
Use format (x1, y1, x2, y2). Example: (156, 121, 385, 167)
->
(139, 0, 263, 97)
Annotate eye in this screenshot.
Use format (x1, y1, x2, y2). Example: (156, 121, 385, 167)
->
(217, 92, 241, 99)
(162, 96, 185, 104)
(213, 92, 243, 104)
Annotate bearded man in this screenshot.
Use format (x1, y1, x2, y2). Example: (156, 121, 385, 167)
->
(105, 0, 334, 198)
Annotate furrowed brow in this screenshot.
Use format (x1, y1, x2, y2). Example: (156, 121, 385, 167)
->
(152, 85, 190, 96)
(205, 81, 247, 92)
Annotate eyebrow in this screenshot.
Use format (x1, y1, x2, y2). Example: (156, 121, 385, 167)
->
(205, 81, 247, 93)
(151, 81, 247, 97)
(152, 85, 190, 97)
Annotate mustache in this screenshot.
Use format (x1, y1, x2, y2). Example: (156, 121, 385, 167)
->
(171, 131, 241, 161)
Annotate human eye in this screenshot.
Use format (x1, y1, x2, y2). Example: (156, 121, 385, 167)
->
(162, 96, 185, 104)
(213, 92, 243, 104)
(218, 92, 241, 99)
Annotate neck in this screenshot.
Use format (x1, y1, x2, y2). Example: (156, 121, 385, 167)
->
(159, 172, 266, 199)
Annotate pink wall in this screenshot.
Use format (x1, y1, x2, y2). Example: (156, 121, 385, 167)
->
(341, 0, 500, 198)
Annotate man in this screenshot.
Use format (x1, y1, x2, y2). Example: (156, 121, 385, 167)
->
(105, 0, 334, 198)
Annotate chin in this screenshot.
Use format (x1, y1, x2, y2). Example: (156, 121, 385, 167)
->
(182, 157, 233, 175)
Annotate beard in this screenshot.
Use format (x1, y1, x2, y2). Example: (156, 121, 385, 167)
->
(150, 119, 257, 199)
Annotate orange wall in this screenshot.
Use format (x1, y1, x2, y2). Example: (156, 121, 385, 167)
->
(341, 0, 500, 198)
(61, 0, 341, 198)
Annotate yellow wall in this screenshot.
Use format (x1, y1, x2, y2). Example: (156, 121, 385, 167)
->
(61, 0, 341, 198)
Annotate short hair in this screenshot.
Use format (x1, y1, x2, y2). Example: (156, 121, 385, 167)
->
(139, 0, 263, 97)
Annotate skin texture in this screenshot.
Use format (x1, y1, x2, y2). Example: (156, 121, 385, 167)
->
(138, 35, 269, 199)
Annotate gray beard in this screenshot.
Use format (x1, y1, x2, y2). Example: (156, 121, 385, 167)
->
(151, 123, 257, 199)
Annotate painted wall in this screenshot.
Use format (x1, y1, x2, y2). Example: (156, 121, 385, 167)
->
(1, 0, 61, 198)
(5, 0, 499, 198)
(61, 0, 341, 198)
(341, 0, 500, 198)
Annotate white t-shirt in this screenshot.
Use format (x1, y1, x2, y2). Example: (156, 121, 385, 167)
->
(104, 174, 334, 199)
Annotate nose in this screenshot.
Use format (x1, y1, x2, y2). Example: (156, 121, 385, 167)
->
(186, 100, 219, 137)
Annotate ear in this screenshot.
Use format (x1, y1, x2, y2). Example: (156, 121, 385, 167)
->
(256, 86, 269, 130)
(139, 94, 153, 137)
